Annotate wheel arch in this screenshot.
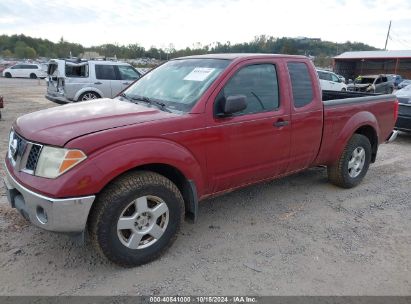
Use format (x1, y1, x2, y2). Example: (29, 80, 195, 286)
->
(89, 163, 199, 224)
(330, 111, 380, 165)
(74, 87, 103, 101)
(354, 125, 378, 163)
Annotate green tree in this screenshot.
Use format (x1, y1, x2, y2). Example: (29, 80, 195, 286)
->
(24, 46, 37, 59)
(1, 49, 13, 57)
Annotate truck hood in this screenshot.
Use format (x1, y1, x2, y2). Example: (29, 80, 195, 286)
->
(14, 98, 177, 146)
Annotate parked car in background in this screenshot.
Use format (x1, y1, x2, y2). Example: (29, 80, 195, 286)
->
(387, 74, 403, 89)
(398, 79, 411, 90)
(2, 63, 47, 79)
(348, 75, 394, 94)
(45, 59, 141, 104)
(0, 96, 3, 120)
(336, 73, 346, 83)
(394, 84, 411, 132)
(317, 69, 347, 91)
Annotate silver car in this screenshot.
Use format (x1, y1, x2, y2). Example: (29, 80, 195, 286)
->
(45, 59, 141, 104)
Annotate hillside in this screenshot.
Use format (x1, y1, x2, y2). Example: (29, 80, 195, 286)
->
(0, 34, 379, 65)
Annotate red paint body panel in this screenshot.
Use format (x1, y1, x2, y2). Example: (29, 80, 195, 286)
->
(5, 54, 397, 202)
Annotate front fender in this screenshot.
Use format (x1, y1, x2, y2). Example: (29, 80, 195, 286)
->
(85, 138, 205, 196)
(332, 111, 379, 161)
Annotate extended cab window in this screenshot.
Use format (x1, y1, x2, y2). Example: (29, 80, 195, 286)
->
(287, 62, 313, 108)
(95, 64, 117, 80)
(216, 64, 279, 116)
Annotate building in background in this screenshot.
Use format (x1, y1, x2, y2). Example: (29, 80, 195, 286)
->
(333, 50, 411, 81)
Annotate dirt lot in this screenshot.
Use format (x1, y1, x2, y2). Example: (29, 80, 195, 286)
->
(0, 78, 410, 296)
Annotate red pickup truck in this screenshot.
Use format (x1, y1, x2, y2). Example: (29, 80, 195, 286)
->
(4, 54, 398, 267)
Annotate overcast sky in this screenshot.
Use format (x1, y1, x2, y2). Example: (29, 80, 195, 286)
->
(1, 0, 411, 51)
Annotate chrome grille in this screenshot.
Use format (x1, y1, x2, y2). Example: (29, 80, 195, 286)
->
(25, 144, 42, 171)
(8, 130, 42, 174)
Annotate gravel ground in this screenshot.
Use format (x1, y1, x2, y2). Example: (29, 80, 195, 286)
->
(0, 78, 410, 296)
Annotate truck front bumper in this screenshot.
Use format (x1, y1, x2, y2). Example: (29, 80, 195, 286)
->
(3, 165, 95, 233)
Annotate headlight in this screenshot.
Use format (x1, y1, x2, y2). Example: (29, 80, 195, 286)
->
(366, 85, 375, 92)
(35, 146, 87, 178)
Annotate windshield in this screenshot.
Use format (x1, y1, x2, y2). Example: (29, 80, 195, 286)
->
(123, 59, 230, 112)
(354, 77, 375, 85)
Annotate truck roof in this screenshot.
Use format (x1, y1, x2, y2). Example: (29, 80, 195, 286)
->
(175, 53, 308, 61)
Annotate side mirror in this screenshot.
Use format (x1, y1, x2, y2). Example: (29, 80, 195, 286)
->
(218, 95, 247, 116)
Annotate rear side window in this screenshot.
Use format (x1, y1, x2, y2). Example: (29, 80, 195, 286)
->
(95, 65, 117, 80)
(66, 64, 89, 78)
(287, 62, 313, 108)
(217, 64, 279, 116)
(24, 65, 38, 69)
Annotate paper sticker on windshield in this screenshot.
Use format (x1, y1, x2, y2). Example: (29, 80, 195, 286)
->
(184, 68, 215, 81)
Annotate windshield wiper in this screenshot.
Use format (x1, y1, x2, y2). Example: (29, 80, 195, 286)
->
(118, 93, 131, 100)
(129, 95, 171, 112)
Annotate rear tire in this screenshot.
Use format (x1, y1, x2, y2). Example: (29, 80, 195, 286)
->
(89, 171, 184, 267)
(5, 72, 11, 78)
(327, 134, 371, 188)
(78, 91, 100, 101)
(29, 73, 37, 79)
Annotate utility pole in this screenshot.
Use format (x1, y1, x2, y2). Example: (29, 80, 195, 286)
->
(384, 21, 391, 50)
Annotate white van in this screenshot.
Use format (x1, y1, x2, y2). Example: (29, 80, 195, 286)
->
(2, 63, 47, 79)
(317, 69, 347, 91)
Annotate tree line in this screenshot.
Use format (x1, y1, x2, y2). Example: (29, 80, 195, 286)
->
(0, 34, 378, 66)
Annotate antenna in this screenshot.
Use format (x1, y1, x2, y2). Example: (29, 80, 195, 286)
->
(384, 21, 391, 50)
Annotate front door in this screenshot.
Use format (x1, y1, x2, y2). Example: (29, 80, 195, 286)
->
(205, 61, 291, 192)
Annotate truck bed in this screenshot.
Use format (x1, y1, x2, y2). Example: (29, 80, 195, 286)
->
(315, 90, 398, 166)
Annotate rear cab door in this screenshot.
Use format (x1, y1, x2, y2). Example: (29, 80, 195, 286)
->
(285, 59, 323, 171)
(205, 58, 291, 192)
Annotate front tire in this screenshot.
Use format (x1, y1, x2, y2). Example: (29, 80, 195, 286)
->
(5, 72, 11, 78)
(327, 134, 371, 188)
(89, 171, 184, 267)
(29, 73, 37, 79)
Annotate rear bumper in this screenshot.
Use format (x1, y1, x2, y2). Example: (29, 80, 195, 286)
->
(45, 93, 70, 105)
(3, 164, 95, 233)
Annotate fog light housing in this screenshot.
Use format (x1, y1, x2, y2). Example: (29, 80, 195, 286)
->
(36, 206, 48, 224)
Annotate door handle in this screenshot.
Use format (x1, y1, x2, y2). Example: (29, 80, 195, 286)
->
(122, 82, 130, 85)
(274, 120, 289, 127)
(94, 82, 102, 85)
